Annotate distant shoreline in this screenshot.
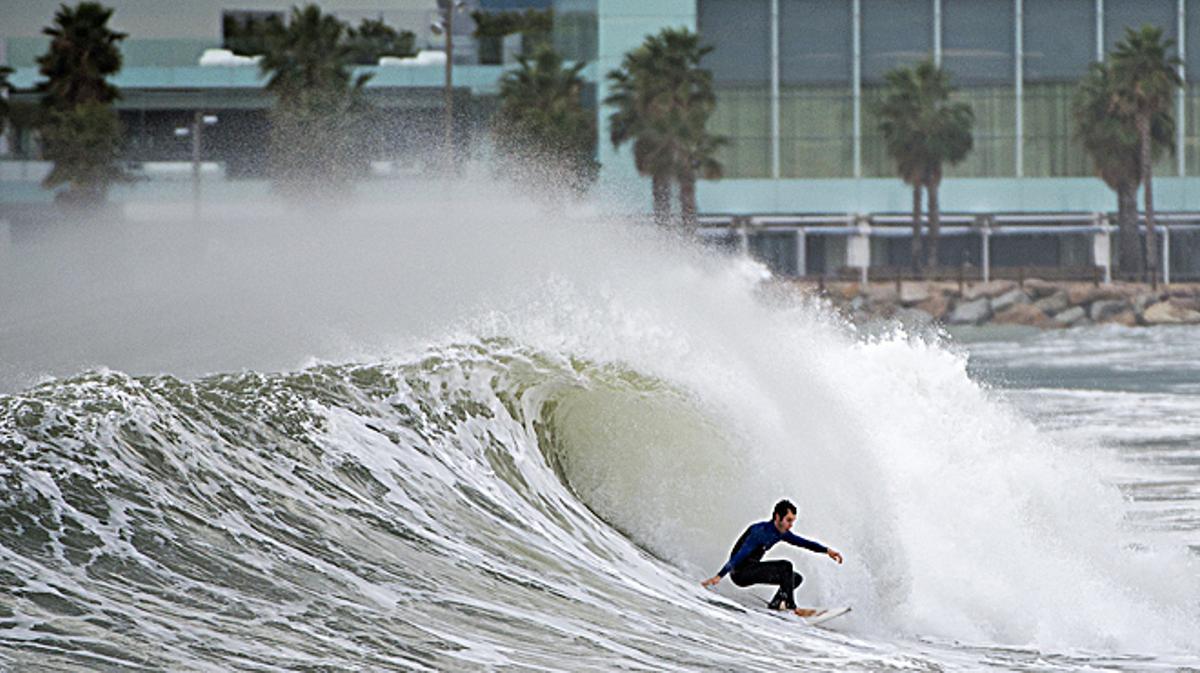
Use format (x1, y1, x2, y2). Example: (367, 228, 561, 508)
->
(797, 279, 1200, 328)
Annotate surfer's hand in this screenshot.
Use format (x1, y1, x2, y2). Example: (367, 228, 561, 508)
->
(827, 549, 843, 564)
(701, 575, 722, 588)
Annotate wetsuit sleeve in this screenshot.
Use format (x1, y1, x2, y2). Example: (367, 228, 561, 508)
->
(717, 531, 759, 577)
(782, 531, 828, 554)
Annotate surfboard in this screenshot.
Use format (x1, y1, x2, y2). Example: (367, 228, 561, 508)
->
(793, 606, 851, 626)
(759, 595, 851, 626)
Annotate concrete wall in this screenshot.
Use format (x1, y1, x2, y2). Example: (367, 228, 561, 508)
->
(698, 177, 1200, 215)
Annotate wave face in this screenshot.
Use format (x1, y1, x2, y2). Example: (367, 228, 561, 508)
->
(2, 332, 1198, 670)
(1, 193, 1198, 670)
(0, 344, 908, 671)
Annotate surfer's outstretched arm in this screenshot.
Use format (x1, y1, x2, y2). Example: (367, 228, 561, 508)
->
(783, 531, 843, 563)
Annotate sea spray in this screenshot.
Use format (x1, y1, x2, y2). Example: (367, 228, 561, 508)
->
(1, 180, 1197, 668)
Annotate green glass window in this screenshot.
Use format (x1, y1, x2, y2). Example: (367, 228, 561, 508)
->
(552, 0, 597, 62)
(780, 87, 854, 177)
(1023, 82, 1091, 177)
(710, 86, 772, 178)
(701, 0, 771, 177)
(948, 86, 1016, 177)
(778, 0, 853, 177)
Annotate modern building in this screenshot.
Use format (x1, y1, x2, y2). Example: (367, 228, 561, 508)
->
(3, 0, 1200, 280)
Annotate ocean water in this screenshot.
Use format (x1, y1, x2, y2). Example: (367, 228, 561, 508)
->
(0, 190, 1197, 671)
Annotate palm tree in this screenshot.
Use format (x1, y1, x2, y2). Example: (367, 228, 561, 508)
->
(1110, 25, 1182, 286)
(259, 4, 372, 194)
(674, 105, 725, 232)
(36, 1, 128, 205)
(37, 2, 124, 110)
(606, 60, 675, 226)
(0, 66, 12, 136)
(605, 28, 725, 232)
(1074, 61, 1174, 279)
(876, 60, 973, 274)
(496, 45, 598, 193)
(345, 17, 416, 65)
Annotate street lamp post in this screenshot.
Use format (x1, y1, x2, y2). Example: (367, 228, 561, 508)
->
(433, 1, 465, 174)
(175, 112, 218, 219)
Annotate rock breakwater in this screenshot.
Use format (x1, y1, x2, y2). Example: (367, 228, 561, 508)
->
(805, 279, 1200, 328)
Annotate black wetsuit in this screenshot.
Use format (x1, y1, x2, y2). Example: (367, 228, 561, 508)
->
(717, 521, 828, 609)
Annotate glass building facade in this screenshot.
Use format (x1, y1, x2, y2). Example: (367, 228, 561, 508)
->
(698, 0, 1200, 180)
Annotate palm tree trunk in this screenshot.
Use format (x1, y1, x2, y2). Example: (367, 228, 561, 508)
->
(1138, 114, 1159, 288)
(910, 184, 924, 276)
(925, 179, 942, 276)
(678, 171, 698, 234)
(652, 174, 671, 228)
(1116, 182, 1141, 280)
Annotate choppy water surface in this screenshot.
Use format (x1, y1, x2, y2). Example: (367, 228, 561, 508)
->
(1, 202, 1198, 670)
(960, 324, 1200, 559)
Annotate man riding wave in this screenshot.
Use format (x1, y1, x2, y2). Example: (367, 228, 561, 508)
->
(701, 499, 843, 614)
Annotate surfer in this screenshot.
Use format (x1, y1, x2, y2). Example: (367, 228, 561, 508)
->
(701, 499, 843, 613)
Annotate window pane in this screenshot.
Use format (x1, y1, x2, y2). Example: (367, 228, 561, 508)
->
(553, 0, 597, 62)
(946, 86, 1016, 177)
(699, 0, 771, 85)
(710, 86, 772, 177)
(1104, 0, 1176, 57)
(862, 0, 933, 82)
(780, 86, 854, 177)
(1186, 84, 1200, 173)
(780, 0, 852, 85)
(943, 0, 1014, 85)
(1188, 0, 1200, 81)
(1022, 82, 1092, 176)
(861, 85, 892, 176)
(1024, 0, 1095, 81)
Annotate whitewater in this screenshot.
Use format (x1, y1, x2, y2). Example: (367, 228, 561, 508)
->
(0, 181, 1197, 671)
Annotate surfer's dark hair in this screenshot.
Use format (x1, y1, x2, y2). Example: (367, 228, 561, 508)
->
(773, 499, 797, 520)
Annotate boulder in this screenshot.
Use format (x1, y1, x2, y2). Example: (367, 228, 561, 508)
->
(1033, 291, 1070, 314)
(1169, 296, 1200, 312)
(1090, 299, 1130, 322)
(1067, 284, 1134, 305)
(1053, 306, 1087, 327)
(1142, 301, 1200, 325)
(948, 297, 993, 325)
(1133, 292, 1165, 314)
(1099, 310, 1138, 327)
(894, 307, 935, 327)
(1022, 278, 1061, 299)
(898, 282, 932, 306)
(916, 293, 951, 320)
(836, 283, 861, 300)
(991, 288, 1031, 313)
(992, 303, 1051, 327)
(962, 280, 1016, 301)
(863, 285, 899, 305)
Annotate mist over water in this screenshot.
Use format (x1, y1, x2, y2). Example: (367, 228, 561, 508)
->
(1, 174, 1199, 669)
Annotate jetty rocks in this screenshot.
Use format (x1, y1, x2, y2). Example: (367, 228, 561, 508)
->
(810, 279, 1200, 328)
